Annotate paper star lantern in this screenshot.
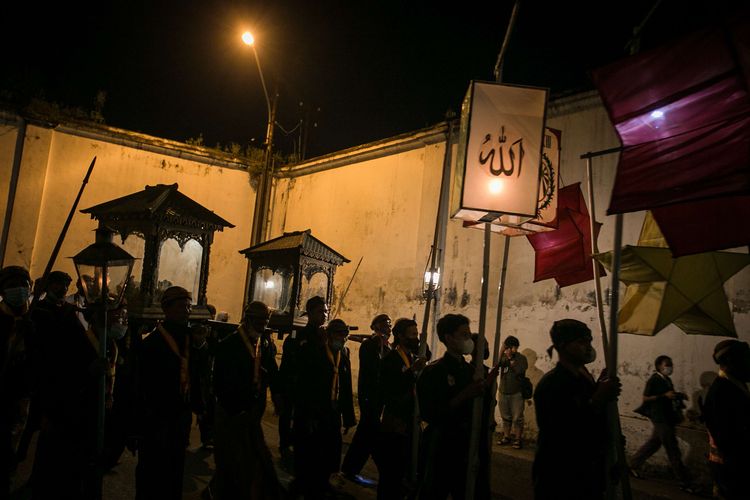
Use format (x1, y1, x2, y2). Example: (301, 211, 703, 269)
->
(594, 213, 750, 337)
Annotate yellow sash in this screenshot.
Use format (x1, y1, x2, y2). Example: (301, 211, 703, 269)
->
(396, 345, 412, 369)
(237, 324, 262, 389)
(325, 343, 341, 401)
(157, 323, 190, 396)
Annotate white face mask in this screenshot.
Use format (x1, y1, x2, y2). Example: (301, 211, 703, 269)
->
(583, 347, 597, 364)
(660, 366, 673, 376)
(459, 338, 474, 355)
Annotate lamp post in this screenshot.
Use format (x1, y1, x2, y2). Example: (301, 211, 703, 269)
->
(242, 31, 278, 247)
(72, 225, 135, 497)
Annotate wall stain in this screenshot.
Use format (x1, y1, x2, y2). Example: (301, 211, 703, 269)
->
(445, 285, 458, 306)
(460, 289, 470, 308)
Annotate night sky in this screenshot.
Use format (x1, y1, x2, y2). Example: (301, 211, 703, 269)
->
(1, 0, 741, 159)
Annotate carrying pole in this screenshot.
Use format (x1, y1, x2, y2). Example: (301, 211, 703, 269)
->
(411, 116, 455, 484)
(29, 156, 96, 312)
(464, 223, 492, 500)
(580, 149, 630, 500)
(465, 2, 521, 497)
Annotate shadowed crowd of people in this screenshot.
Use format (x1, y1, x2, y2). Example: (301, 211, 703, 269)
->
(0, 263, 748, 500)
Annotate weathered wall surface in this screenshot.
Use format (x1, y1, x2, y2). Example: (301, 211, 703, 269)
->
(0, 119, 256, 321)
(269, 92, 749, 478)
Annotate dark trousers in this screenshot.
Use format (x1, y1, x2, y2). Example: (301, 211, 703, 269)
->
(715, 462, 750, 500)
(294, 414, 342, 499)
(376, 432, 409, 500)
(135, 410, 192, 500)
(278, 403, 294, 450)
(31, 423, 94, 500)
(630, 421, 690, 484)
(341, 405, 380, 476)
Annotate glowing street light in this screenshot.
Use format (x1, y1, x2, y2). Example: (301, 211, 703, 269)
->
(241, 29, 279, 306)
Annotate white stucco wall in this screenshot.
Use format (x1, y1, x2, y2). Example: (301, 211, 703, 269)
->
(268, 92, 749, 477)
(0, 120, 256, 321)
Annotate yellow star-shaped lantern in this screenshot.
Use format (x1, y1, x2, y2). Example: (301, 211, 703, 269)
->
(594, 213, 749, 337)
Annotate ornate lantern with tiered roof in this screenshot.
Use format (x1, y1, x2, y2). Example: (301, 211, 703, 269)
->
(240, 229, 349, 333)
(81, 183, 234, 322)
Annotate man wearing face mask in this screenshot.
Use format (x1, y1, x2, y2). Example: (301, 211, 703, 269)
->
(532, 319, 621, 500)
(0, 265, 34, 495)
(134, 286, 195, 500)
(703, 339, 750, 500)
(278, 295, 329, 469)
(212, 301, 282, 499)
(630, 355, 693, 492)
(341, 313, 392, 485)
(293, 318, 356, 498)
(417, 314, 493, 500)
(377, 318, 426, 499)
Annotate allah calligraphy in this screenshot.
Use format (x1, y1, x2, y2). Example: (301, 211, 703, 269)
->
(479, 126, 525, 177)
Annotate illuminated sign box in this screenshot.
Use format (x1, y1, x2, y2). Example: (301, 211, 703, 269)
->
(452, 81, 549, 222)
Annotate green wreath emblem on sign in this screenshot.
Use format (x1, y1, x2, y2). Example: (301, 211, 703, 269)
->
(537, 152, 555, 216)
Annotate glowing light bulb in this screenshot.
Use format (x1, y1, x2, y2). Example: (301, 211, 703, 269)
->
(650, 110, 664, 119)
(489, 179, 503, 194)
(242, 32, 255, 46)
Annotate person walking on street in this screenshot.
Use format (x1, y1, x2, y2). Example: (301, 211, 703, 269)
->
(532, 319, 621, 500)
(417, 314, 496, 500)
(376, 318, 425, 499)
(212, 301, 282, 499)
(134, 286, 196, 500)
(497, 335, 528, 449)
(629, 355, 693, 493)
(341, 313, 392, 486)
(293, 318, 356, 498)
(702, 340, 750, 500)
(277, 295, 328, 471)
(0, 266, 34, 498)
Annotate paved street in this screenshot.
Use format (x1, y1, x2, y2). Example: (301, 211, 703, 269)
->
(10, 412, 710, 499)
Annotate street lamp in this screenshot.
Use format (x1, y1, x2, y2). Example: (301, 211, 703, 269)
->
(72, 225, 135, 496)
(242, 30, 278, 247)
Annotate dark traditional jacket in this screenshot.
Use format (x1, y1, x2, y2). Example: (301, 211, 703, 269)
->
(213, 327, 279, 416)
(703, 375, 750, 470)
(533, 363, 607, 499)
(137, 320, 193, 424)
(294, 339, 356, 429)
(380, 346, 417, 435)
(357, 334, 391, 412)
(30, 299, 96, 427)
(278, 323, 322, 398)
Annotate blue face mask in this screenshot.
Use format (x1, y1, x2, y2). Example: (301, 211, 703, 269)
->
(3, 287, 30, 309)
(330, 340, 344, 352)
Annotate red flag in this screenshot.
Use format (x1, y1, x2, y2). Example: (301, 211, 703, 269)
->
(526, 183, 604, 287)
(591, 9, 750, 255)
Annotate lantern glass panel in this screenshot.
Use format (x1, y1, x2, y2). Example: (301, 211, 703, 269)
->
(253, 267, 292, 313)
(75, 261, 133, 306)
(297, 272, 328, 319)
(120, 234, 145, 297)
(155, 238, 202, 304)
